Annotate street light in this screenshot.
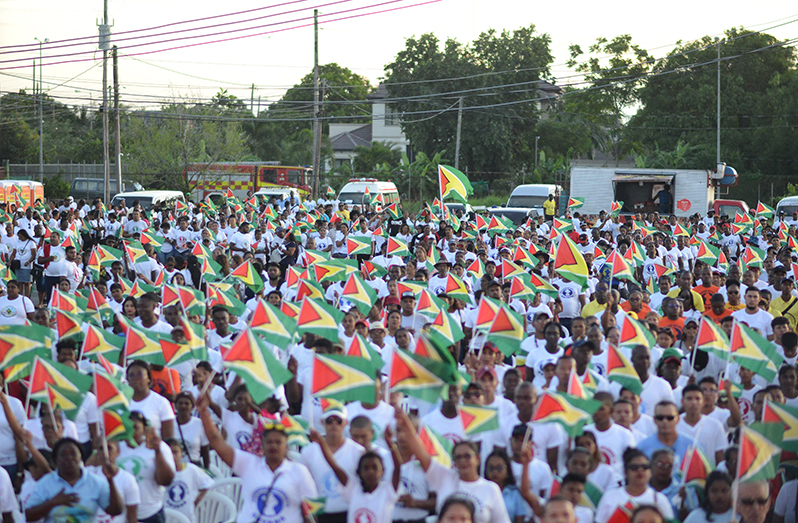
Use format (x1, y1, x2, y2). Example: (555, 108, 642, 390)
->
(534, 136, 540, 172)
(34, 37, 49, 183)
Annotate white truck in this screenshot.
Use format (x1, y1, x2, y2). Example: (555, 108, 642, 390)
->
(569, 167, 715, 217)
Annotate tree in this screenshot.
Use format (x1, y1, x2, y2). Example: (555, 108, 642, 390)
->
(566, 35, 651, 162)
(384, 26, 553, 184)
(352, 141, 401, 173)
(122, 94, 249, 193)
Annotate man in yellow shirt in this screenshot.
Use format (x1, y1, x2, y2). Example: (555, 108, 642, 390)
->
(666, 270, 705, 312)
(771, 277, 798, 329)
(582, 282, 609, 318)
(543, 194, 556, 222)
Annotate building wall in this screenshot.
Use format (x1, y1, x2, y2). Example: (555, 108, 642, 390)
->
(371, 103, 409, 154)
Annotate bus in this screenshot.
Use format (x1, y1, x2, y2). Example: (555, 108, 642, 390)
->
(188, 162, 313, 202)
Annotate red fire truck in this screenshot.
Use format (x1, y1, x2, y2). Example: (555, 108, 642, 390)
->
(188, 162, 313, 202)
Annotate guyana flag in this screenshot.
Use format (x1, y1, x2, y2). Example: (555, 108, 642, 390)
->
(326, 186, 336, 197)
(755, 201, 775, 219)
(296, 279, 325, 302)
(123, 240, 149, 265)
(567, 197, 585, 210)
(415, 290, 446, 320)
(508, 275, 536, 301)
(678, 445, 713, 487)
(162, 284, 205, 317)
(346, 333, 385, 372)
(443, 273, 473, 305)
(762, 398, 798, 452)
(603, 250, 635, 282)
(606, 344, 643, 395)
(427, 310, 465, 350)
(94, 370, 133, 410)
(160, 338, 193, 368)
(229, 259, 264, 294)
(0, 326, 50, 370)
(312, 260, 357, 283)
(29, 357, 92, 403)
(103, 404, 136, 443)
(206, 283, 247, 317)
(386, 202, 402, 221)
(737, 422, 784, 482)
(418, 423, 453, 467)
(346, 236, 372, 257)
(438, 165, 473, 205)
(118, 315, 167, 366)
(54, 310, 83, 340)
(223, 329, 293, 403)
(554, 234, 589, 290)
(618, 314, 655, 349)
(249, 300, 297, 349)
(86, 286, 114, 326)
(386, 236, 410, 257)
(302, 497, 327, 518)
(311, 353, 376, 403)
(695, 315, 730, 359)
(45, 383, 86, 421)
(296, 298, 344, 343)
(460, 405, 499, 435)
(532, 391, 602, 437)
(609, 201, 623, 216)
(340, 273, 377, 315)
(471, 296, 502, 332)
(81, 323, 124, 363)
(730, 321, 783, 382)
(567, 368, 588, 399)
(528, 272, 559, 299)
(128, 280, 157, 299)
(140, 231, 165, 252)
(485, 305, 525, 356)
(389, 349, 458, 402)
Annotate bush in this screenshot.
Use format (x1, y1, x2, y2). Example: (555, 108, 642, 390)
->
(44, 173, 70, 201)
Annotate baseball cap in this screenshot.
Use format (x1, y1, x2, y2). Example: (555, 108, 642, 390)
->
(476, 366, 497, 380)
(369, 322, 387, 332)
(401, 291, 415, 300)
(322, 405, 348, 422)
(660, 347, 683, 366)
(384, 296, 400, 306)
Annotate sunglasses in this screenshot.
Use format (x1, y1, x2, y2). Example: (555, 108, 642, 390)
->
(655, 415, 676, 421)
(739, 498, 769, 507)
(464, 392, 484, 399)
(324, 416, 344, 425)
(628, 463, 650, 471)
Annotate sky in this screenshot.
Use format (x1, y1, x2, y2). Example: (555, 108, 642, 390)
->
(1, 0, 797, 114)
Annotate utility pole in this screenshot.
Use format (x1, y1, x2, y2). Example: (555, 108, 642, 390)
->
(35, 38, 48, 182)
(113, 45, 121, 192)
(250, 83, 255, 116)
(534, 136, 540, 173)
(99, 0, 111, 203)
(311, 9, 321, 198)
(454, 97, 463, 170)
(715, 36, 721, 199)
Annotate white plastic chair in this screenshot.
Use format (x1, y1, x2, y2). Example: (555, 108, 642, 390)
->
(196, 491, 237, 523)
(210, 477, 243, 512)
(165, 508, 192, 523)
(209, 451, 232, 478)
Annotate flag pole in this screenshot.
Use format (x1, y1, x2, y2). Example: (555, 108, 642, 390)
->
(199, 369, 217, 398)
(93, 363, 109, 459)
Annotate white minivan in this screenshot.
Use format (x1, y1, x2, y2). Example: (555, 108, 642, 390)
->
(488, 184, 562, 225)
(777, 196, 798, 218)
(337, 179, 400, 207)
(111, 190, 187, 211)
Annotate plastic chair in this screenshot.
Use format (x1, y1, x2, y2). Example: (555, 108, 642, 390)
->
(209, 451, 232, 478)
(165, 509, 192, 523)
(210, 477, 243, 512)
(196, 491, 237, 523)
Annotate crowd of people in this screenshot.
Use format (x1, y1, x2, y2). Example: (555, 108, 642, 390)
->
(0, 189, 796, 523)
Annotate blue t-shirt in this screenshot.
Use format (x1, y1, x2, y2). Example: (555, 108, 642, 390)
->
(637, 433, 697, 471)
(25, 469, 111, 523)
(502, 485, 532, 521)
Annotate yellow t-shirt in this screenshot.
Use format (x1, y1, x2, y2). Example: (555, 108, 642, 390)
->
(726, 302, 745, 311)
(543, 199, 556, 216)
(581, 300, 607, 318)
(771, 295, 798, 329)
(666, 288, 705, 312)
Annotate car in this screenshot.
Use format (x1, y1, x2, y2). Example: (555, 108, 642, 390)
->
(444, 202, 475, 221)
(70, 178, 143, 202)
(111, 190, 186, 211)
(338, 179, 400, 207)
(488, 184, 561, 225)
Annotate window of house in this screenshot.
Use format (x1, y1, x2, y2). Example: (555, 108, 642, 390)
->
(384, 104, 401, 126)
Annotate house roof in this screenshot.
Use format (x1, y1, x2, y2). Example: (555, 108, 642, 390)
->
(366, 83, 389, 100)
(330, 124, 372, 151)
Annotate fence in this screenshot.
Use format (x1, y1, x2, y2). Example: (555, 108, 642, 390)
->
(6, 163, 121, 183)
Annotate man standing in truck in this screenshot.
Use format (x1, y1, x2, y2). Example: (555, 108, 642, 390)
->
(654, 185, 672, 214)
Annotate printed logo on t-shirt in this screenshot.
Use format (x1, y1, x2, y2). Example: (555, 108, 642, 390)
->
(1, 305, 17, 318)
(235, 431, 252, 448)
(322, 471, 341, 498)
(252, 487, 287, 521)
(117, 455, 145, 481)
(353, 508, 376, 523)
(167, 481, 189, 508)
(560, 287, 576, 299)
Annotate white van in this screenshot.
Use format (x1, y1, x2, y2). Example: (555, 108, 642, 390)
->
(337, 179, 400, 207)
(777, 196, 798, 218)
(488, 184, 561, 225)
(255, 187, 302, 203)
(111, 190, 187, 211)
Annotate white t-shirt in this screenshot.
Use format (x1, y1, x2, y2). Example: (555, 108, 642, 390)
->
(595, 486, 674, 523)
(0, 466, 14, 516)
(583, 423, 636, 476)
(129, 391, 176, 437)
(92, 467, 141, 523)
(165, 463, 213, 523)
(677, 414, 728, 466)
(124, 220, 147, 236)
(425, 460, 510, 523)
(775, 479, 798, 523)
(221, 410, 257, 452)
(74, 391, 100, 443)
(394, 460, 431, 521)
(420, 410, 465, 445)
(176, 417, 209, 464)
(117, 440, 176, 519)
(510, 459, 552, 499)
(341, 477, 399, 523)
(732, 308, 774, 337)
(299, 438, 365, 514)
(345, 401, 395, 449)
(0, 294, 34, 325)
(232, 449, 317, 523)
